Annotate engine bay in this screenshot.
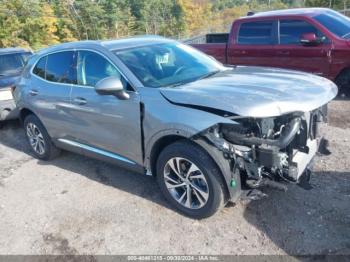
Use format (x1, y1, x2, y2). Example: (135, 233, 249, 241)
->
(200, 105, 328, 192)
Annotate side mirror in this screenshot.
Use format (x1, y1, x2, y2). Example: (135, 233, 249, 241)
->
(300, 33, 321, 46)
(95, 76, 130, 100)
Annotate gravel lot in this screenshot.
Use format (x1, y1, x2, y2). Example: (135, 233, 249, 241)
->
(0, 100, 349, 256)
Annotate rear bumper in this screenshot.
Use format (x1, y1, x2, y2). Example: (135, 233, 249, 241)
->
(0, 99, 18, 121)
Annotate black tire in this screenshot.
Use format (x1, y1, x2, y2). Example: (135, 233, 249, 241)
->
(335, 70, 350, 97)
(24, 114, 60, 160)
(156, 140, 226, 219)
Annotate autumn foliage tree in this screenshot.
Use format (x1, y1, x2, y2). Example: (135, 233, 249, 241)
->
(0, 0, 345, 49)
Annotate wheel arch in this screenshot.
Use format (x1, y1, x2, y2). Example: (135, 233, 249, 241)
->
(19, 108, 36, 124)
(335, 67, 350, 81)
(147, 132, 240, 203)
(148, 134, 186, 177)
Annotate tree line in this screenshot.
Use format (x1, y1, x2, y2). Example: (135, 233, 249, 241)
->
(0, 0, 346, 49)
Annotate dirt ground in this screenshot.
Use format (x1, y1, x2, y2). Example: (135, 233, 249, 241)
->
(0, 100, 349, 256)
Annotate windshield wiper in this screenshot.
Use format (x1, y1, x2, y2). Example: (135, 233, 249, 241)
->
(165, 70, 221, 88)
(166, 81, 192, 88)
(197, 70, 221, 81)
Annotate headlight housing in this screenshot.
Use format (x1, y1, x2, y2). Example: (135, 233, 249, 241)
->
(0, 88, 13, 101)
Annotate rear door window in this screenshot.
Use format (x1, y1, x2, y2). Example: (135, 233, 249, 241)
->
(33, 56, 47, 79)
(45, 51, 76, 84)
(279, 19, 326, 44)
(238, 21, 275, 45)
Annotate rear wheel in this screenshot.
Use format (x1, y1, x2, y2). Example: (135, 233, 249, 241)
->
(24, 114, 60, 160)
(156, 140, 226, 219)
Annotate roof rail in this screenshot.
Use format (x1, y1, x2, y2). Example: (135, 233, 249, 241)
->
(247, 11, 255, 16)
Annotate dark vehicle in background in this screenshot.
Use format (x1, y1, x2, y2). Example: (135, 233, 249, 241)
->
(0, 48, 32, 125)
(186, 8, 350, 95)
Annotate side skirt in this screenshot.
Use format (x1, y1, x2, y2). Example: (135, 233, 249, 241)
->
(55, 138, 145, 174)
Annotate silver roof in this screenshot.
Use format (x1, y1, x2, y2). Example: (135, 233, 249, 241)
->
(35, 35, 174, 56)
(102, 35, 174, 50)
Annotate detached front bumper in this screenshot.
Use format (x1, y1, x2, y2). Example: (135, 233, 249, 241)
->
(0, 89, 18, 121)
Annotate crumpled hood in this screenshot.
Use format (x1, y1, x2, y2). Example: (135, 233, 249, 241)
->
(0, 75, 20, 89)
(160, 66, 338, 118)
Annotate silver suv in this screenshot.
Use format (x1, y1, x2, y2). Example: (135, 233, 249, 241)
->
(14, 36, 337, 218)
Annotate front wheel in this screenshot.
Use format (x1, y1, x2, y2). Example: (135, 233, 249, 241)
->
(156, 140, 226, 219)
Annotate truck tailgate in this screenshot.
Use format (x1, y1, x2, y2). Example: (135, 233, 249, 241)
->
(191, 43, 227, 64)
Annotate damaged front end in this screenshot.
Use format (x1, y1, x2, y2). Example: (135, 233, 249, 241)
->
(199, 106, 329, 198)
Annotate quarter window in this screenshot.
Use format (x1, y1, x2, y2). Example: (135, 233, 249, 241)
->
(45, 51, 76, 84)
(33, 56, 47, 79)
(77, 51, 121, 87)
(279, 20, 326, 44)
(238, 21, 275, 45)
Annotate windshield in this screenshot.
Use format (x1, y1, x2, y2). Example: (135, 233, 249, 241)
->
(314, 10, 350, 39)
(0, 52, 31, 76)
(114, 42, 225, 88)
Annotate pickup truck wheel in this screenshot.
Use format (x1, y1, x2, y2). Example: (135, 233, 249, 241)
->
(335, 70, 350, 97)
(24, 114, 60, 160)
(156, 140, 225, 219)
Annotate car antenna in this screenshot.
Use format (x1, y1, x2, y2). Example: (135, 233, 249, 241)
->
(247, 11, 255, 16)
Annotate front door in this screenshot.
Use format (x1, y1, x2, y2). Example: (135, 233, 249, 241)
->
(67, 50, 143, 165)
(273, 19, 332, 77)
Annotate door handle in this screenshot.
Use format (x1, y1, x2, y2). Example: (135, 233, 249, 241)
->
(277, 51, 290, 55)
(29, 89, 38, 96)
(73, 97, 87, 105)
(233, 50, 246, 55)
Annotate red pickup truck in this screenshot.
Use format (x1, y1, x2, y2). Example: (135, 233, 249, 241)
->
(187, 8, 350, 94)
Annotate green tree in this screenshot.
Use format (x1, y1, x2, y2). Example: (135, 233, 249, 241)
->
(178, 0, 212, 37)
(211, 0, 247, 11)
(0, 0, 60, 49)
(71, 0, 106, 40)
(305, 0, 348, 9)
(100, 0, 136, 38)
(0, 1, 26, 47)
(140, 0, 184, 36)
(51, 0, 78, 42)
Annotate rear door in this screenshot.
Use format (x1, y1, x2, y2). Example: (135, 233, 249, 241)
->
(30, 51, 76, 139)
(227, 20, 278, 67)
(274, 19, 331, 77)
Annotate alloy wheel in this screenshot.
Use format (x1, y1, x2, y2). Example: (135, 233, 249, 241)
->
(163, 157, 209, 209)
(26, 123, 46, 155)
